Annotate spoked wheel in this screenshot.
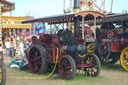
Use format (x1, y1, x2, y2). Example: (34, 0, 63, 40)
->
(0, 60, 6, 85)
(98, 42, 111, 60)
(28, 45, 48, 73)
(84, 53, 101, 76)
(120, 48, 128, 71)
(59, 55, 76, 79)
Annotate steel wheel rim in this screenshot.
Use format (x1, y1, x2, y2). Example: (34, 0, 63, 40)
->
(0, 65, 3, 84)
(28, 47, 42, 73)
(0, 60, 6, 85)
(120, 48, 128, 71)
(59, 57, 72, 79)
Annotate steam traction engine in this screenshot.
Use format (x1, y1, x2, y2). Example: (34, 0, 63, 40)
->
(23, 11, 104, 79)
(95, 13, 128, 71)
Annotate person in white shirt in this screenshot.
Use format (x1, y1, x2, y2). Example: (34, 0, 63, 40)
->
(19, 41, 24, 58)
(5, 39, 11, 57)
(0, 44, 3, 60)
(10, 40, 15, 59)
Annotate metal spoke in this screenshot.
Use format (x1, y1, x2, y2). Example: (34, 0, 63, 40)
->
(37, 61, 41, 65)
(63, 60, 67, 66)
(31, 48, 36, 54)
(92, 67, 97, 73)
(35, 51, 39, 57)
(33, 65, 38, 72)
(30, 59, 35, 62)
(37, 56, 41, 59)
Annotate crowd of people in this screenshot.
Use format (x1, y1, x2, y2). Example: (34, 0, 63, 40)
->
(4, 36, 31, 59)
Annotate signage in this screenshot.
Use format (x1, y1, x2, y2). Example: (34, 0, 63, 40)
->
(33, 23, 45, 35)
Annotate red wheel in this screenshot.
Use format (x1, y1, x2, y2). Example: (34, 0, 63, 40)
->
(59, 55, 76, 79)
(84, 53, 101, 76)
(28, 45, 48, 74)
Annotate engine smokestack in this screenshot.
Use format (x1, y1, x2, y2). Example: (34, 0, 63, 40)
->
(73, 0, 80, 12)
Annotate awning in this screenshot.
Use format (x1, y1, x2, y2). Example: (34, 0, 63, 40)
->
(2, 24, 32, 29)
(85, 13, 128, 25)
(1, 0, 15, 13)
(22, 11, 105, 24)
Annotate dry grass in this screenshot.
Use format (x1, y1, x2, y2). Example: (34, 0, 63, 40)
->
(3, 57, 128, 85)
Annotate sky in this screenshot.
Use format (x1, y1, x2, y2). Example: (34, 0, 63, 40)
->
(3, 0, 128, 18)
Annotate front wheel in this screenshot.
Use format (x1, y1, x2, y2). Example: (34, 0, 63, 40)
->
(98, 42, 111, 60)
(120, 48, 128, 71)
(59, 55, 76, 79)
(0, 60, 6, 85)
(84, 53, 101, 76)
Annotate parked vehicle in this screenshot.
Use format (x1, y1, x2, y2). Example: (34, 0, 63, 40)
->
(95, 13, 128, 71)
(23, 11, 104, 79)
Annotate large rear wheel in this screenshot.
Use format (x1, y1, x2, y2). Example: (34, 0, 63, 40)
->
(28, 45, 48, 73)
(59, 55, 76, 79)
(120, 47, 128, 71)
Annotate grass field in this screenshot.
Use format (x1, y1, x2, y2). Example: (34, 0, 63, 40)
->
(3, 57, 128, 85)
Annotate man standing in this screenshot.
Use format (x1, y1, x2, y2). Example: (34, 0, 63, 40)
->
(10, 40, 15, 59)
(0, 44, 3, 60)
(19, 41, 24, 58)
(5, 39, 11, 57)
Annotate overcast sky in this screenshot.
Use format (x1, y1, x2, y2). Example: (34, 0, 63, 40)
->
(4, 0, 128, 18)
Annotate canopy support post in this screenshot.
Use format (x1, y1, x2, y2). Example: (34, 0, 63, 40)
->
(62, 23, 64, 30)
(94, 17, 96, 39)
(50, 24, 52, 34)
(82, 16, 84, 39)
(0, 6, 2, 44)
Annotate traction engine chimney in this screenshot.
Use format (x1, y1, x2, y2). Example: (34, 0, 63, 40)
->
(73, 0, 80, 12)
(73, 0, 80, 37)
